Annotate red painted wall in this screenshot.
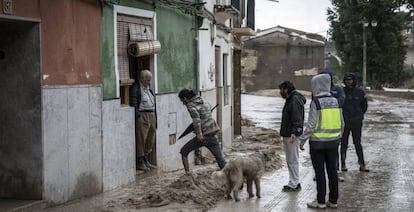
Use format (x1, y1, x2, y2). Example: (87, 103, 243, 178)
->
(0, 0, 40, 19)
(1, 0, 101, 85)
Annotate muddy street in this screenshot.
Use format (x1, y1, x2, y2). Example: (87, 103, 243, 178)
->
(209, 92, 414, 211)
(35, 92, 414, 212)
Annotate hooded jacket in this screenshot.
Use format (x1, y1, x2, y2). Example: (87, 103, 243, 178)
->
(186, 96, 220, 135)
(342, 73, 368, 126)
(300, 74, 344, 149)
(280, 90, 306, 137)
(321, 68, 345, 106)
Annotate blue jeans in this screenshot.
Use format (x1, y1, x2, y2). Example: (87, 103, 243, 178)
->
(180, 133, 226, 169)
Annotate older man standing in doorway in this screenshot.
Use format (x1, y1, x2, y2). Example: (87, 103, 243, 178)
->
(130, 69, 157, 171)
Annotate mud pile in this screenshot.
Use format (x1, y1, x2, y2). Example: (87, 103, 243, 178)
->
(119, 172, 225, 211)
(100, 119, 283, 212)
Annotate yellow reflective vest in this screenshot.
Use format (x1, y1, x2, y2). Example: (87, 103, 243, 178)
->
(310, 96, 342, 141)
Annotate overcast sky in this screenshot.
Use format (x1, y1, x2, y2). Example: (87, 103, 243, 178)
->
(255, 0, 333, 36)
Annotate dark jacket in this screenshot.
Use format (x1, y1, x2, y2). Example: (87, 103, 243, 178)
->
(342, 73, 367, 126)
(129, 82, 156, 120)
(321, 68, 344, 106)
(280, 90, 306, 137)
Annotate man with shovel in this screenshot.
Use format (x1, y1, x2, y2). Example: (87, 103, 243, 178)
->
(178, 89, 226, 175)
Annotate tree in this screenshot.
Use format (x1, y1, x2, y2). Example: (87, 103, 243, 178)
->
(328, 0, 409, 88)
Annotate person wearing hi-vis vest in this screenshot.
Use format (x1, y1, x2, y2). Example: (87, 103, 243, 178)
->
(299, 74, 344, 209)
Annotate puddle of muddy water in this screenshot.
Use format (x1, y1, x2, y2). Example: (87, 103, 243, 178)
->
(241, 94, 310, 130)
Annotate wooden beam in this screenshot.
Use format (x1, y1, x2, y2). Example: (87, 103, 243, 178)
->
(232, 27, 255, 36)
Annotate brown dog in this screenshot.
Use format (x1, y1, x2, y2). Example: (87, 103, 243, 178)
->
(213, 151, 269, 201)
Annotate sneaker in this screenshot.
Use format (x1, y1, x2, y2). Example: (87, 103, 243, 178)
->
(337, 171, 345, 182)
(307, 199, 326, 209)
(136, 162, 149, 171)
(144, 159, 157, 169)
(326, 200, 338, 208)
(282, 183, 301, 192)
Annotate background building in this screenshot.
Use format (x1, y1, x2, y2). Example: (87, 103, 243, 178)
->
(243, 26, 325, 91)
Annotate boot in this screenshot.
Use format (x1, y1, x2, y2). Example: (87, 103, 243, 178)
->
(341, 163, 348, 172)
(340, 151, 348, 172)
(359, 162, 370, 172)
(144, 156, 157, 169)
(137, 157, 149, 171)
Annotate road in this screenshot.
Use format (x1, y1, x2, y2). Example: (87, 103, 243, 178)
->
(30, 93, 414, 212)
(209, 93, 414, 211)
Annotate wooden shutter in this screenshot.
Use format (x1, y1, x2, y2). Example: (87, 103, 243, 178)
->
(117, 15, 154, 85)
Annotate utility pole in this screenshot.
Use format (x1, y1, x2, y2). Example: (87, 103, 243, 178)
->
(362, 21, 367, 90)
(362, 19, 377, 90)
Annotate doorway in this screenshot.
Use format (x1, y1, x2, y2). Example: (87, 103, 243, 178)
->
(0, 18, 42, 200)
(130, 55, 157, 166)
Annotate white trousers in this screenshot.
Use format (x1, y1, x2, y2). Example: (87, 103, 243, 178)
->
(283, 137, 300, 187)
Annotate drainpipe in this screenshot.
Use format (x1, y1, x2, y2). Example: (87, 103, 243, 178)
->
(194, 0, 200, 94)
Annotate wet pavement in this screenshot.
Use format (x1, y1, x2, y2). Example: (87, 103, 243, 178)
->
(29, 93, 414, 212)
(209, 94, 414, 211)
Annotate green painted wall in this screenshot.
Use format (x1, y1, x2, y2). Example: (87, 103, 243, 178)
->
(156, 4, 196, 93)
(101, 6, 116, 99)
(100, 1, 196, 98)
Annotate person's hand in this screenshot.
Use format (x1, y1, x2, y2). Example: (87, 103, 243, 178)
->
(196, 132, 204, 141)
(290, 134, 296, 143)
(299, 144, 305, 151)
